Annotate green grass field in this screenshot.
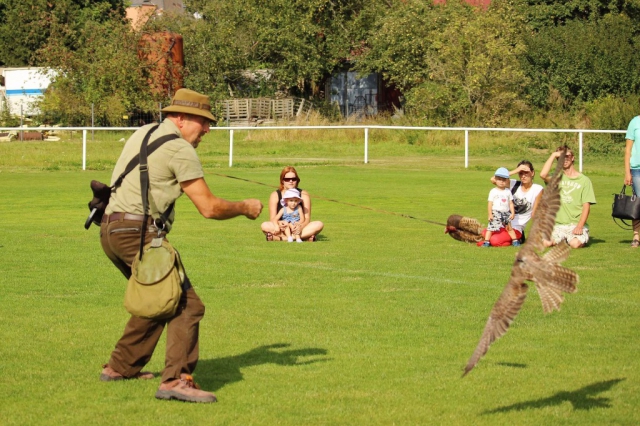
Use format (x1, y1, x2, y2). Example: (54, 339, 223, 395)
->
(0, 134, 638, 425)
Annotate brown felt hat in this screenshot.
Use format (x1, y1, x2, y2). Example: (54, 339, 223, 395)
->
(161, 89, 216, 121)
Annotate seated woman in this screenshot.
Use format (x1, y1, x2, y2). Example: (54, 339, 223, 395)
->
(261, 166, 324, 241)
(479, 160, 544, 247)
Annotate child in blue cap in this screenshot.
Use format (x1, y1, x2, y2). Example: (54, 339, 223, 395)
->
(482, 167, 519, 247)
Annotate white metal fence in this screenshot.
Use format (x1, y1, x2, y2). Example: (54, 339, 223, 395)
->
(0, 125, 627, 171)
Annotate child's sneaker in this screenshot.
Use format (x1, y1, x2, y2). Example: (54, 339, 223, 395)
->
(512, 240, 521, 247)
(287, 236, 293, 243)
(481, 241, 491, 247)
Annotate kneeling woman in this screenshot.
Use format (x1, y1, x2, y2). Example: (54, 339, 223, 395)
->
(261, 166, 324, 241)
(481, 160, 543, 246)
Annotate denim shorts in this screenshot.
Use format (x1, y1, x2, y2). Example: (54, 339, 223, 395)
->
(631, 169, 640, 194)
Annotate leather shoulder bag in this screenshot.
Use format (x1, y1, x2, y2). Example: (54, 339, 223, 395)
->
(612, 184, 640, 229)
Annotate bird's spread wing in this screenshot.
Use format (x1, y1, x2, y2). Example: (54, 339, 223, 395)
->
(463, 149, 580, 376)
(526, 150, 566, 252)
(542, 240, 572, 264)
(463, 273, 529, 377)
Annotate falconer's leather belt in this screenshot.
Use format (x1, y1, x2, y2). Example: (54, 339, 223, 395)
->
(101, 212, 148, 223)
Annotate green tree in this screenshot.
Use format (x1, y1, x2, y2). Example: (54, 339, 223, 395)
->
(167, 2, 254, 99)
(515, 0, 640, 29)
(0, 0, 125, 66)
(523, 13, 640, 107)
(37, 13, 155, 125)
(0, 1, 5, 66)
(176, 0, 368, 100)
(356, 0, 529, 124)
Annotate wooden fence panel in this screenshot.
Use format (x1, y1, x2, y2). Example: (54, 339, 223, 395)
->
(273, 99, 295, 120)
(217, 97, 312, 125)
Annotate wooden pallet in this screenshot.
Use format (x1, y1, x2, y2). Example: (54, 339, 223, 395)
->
(217, 97, 312, 125)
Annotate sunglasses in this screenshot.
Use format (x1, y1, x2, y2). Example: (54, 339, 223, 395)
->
(282, 177, 298, 182)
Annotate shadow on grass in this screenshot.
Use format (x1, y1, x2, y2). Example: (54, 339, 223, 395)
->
(619, 239, 640, 246)
(483, 378, 625, 414)
(587, 238, 606, 246)
(196, 343, 329, 392)
(266, 234, 328, 242)
(496, 362, 527, 369)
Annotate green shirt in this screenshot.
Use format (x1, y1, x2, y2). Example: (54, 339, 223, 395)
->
(105, 119, 204, 228)
(555, 173, 596, 226)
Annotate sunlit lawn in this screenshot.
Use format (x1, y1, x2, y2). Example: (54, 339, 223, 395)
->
(0, 136, 637, 425)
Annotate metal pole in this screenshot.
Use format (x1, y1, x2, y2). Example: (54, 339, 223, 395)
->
(229, 129, 234, 167)
(578, 131, 583, 172)
(364, 127, 369, 164)
(464, 129, 469, 168)
(82, 129, 87, 170)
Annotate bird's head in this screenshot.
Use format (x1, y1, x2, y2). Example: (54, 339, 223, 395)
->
(444, 225, 457, 234)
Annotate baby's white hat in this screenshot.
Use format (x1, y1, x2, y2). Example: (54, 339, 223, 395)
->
(281, 189, 302, 206)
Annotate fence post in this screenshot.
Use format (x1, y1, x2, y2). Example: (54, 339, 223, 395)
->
(20, 105, 23, 142)
(229, 129, 234, 167)
(364, 127, 369, 164)
(82, 129, 87, 171)
(464, 129, 469, 168)
(578, 131, 583, 172)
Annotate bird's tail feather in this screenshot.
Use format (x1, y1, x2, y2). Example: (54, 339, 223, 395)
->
(535, 265, 578, 313)
(536, 283, 565, 313)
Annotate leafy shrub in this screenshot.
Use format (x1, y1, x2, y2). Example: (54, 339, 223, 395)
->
(580, 94, 636, 156)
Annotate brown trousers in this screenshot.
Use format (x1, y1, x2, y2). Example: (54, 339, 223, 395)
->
(100, 216, 205, 383)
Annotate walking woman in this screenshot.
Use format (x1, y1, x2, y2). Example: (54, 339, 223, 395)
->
(624, 115, 640, 247)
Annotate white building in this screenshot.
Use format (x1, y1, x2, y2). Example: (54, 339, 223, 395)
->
(0, 67, 55, 117)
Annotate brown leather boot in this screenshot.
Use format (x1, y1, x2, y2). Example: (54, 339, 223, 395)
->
(155, 375, 217, 403)
(100, 364, 155, 382)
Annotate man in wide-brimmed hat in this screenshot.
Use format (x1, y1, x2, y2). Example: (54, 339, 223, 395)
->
(98, 88, 263, 403)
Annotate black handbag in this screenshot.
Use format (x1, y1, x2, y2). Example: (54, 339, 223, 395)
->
(612, 185, 640, 228)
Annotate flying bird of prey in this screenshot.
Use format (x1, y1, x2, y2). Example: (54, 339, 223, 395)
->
(463, 149, 578, 376)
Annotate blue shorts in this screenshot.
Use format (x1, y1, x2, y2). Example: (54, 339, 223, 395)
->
(631, 169, 640, 194)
